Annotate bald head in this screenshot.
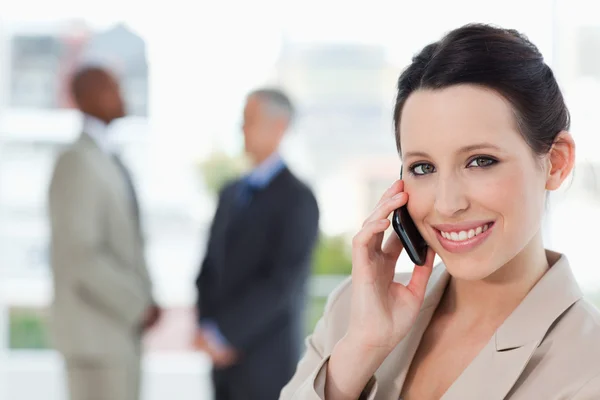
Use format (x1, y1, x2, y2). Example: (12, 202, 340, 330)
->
(70, 66, 125, 123)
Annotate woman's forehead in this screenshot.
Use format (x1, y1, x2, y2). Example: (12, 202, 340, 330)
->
(399, 85, 522, 158)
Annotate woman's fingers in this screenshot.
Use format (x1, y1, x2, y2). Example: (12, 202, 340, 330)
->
(352, 180, 409, 280)
(363, 192, 408, 228)
(382, 228, 404, 259)
(352, 219, 390, 251)
(405, 248, 436, 301)
(375, 180, 404, 208)
(364, 180, 404, 226)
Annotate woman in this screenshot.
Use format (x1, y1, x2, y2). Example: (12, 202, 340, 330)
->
(281, 24, 600, 399)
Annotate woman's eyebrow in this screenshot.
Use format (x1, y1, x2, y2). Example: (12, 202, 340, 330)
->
(403, 143, 503, 159)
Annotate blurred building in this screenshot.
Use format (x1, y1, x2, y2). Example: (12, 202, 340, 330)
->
(274, 41, 397, 169)
(0, 18, 214, 399)
(272, 41, 401, 234)
(6, 20, 148, 114)
(551, 3, 600, 196)
(0, 19, 149, 278)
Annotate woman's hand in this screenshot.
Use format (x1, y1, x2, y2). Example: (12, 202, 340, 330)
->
(325, 179, 435, 400)
(347, 179, 435, 352)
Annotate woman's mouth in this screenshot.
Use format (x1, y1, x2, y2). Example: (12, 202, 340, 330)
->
(434, 221, 495, 253)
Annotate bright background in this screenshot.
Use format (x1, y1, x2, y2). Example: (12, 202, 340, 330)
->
(2, 0, 600, 398)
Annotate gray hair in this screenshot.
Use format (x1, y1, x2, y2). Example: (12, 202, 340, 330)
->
(249, 88, 295, 124)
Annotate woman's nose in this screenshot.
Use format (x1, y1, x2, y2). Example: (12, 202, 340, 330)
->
(433, 177, 469, 217)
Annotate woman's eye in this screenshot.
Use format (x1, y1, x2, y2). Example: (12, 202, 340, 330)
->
(467, 157, 496, 168)
(411, 163, 436, 175)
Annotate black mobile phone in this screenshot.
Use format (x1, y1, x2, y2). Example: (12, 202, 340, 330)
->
(391, 166, 428, 266)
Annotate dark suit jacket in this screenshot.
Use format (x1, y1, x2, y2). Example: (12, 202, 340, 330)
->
(196, 166, 320, 399)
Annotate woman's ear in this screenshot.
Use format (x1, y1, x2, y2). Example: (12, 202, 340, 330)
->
(545, 131, 576, 191)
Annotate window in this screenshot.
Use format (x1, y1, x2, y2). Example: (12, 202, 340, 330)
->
(10, 35, 63, 109)
(577, 26, 600, 80)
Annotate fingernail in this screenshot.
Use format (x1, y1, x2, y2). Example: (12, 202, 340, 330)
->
(393, 192, 404, 200)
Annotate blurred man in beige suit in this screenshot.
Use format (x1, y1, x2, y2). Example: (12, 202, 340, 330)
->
(48, 66, 160, 400)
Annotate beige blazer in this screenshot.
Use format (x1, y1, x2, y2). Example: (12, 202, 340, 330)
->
(48, 133, 153, 360)
(281, 252, 600, 399)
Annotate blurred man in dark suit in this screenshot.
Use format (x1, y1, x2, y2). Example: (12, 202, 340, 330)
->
(195, 88, 320, 400)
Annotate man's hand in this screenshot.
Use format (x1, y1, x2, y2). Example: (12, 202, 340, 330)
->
(141, 305, 162, 332)
(194, 329, 239, 369)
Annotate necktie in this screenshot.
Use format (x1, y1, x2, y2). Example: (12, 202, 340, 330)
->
(112, 154, 141, 232)
(235, 178, 258, 209)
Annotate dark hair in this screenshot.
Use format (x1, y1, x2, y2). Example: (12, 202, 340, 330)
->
(393, 23, 570, 156)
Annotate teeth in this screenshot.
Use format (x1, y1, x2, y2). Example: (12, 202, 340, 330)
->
(441, 223, 491, 242)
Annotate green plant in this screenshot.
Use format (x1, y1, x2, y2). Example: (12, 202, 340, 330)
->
(306, 296, 328, 335)
(312, 233, 352, 276)
(9, 308, 50, 350)
(198, 151, 248, 195)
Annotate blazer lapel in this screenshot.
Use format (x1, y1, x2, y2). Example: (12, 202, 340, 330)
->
(224, 181, 263, 244)
(79, 133, 133, 213)
(375, 265, 451, 397)
(441, 251, 583, 400)
(225, 167, 288, 240)
(441, 338, 540, 400)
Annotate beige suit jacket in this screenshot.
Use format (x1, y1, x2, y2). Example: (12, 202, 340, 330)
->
(281, 252, 600, 399)
(48, 133, 153, 360)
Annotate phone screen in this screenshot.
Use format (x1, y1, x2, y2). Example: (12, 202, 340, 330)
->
(391, 166, 428, 266)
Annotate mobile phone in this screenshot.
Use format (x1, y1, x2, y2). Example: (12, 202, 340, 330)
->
(391, 166, 428, 266)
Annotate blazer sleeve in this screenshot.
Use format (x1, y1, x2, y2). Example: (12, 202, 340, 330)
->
(49, 151, 148, 328)
(280, 281, 378, 400)
(134, 253, 154, 306)
(214, 188, 320, 351)
(131, 220, 154, 306)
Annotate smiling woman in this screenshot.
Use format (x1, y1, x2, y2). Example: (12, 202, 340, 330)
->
(398, 84, 565, 281)
(281, 23, 600, 400)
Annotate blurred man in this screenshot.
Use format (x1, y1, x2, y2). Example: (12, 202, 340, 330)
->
(195, 89, 320, 399)
(48, 66, 160, 400)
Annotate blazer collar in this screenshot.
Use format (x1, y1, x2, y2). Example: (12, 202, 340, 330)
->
(78, 131, 108, 155)
(495, 252, 582, 350)
(379, 251, 583, 399)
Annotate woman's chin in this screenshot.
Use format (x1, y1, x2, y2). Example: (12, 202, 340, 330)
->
(439, 253, 499, 281)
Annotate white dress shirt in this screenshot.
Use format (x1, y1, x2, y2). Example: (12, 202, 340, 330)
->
(83, 115, 116, 154)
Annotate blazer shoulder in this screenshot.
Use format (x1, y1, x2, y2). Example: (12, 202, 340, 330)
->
(523, 298, 600, 396)
(560, 298, 600, 346)
(281, 168, 314, 192)
(51, 145, 90, 175)
(276, 171, 318, 211)
(578, 298, 600, 322)
(289, 175, 319, 208)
